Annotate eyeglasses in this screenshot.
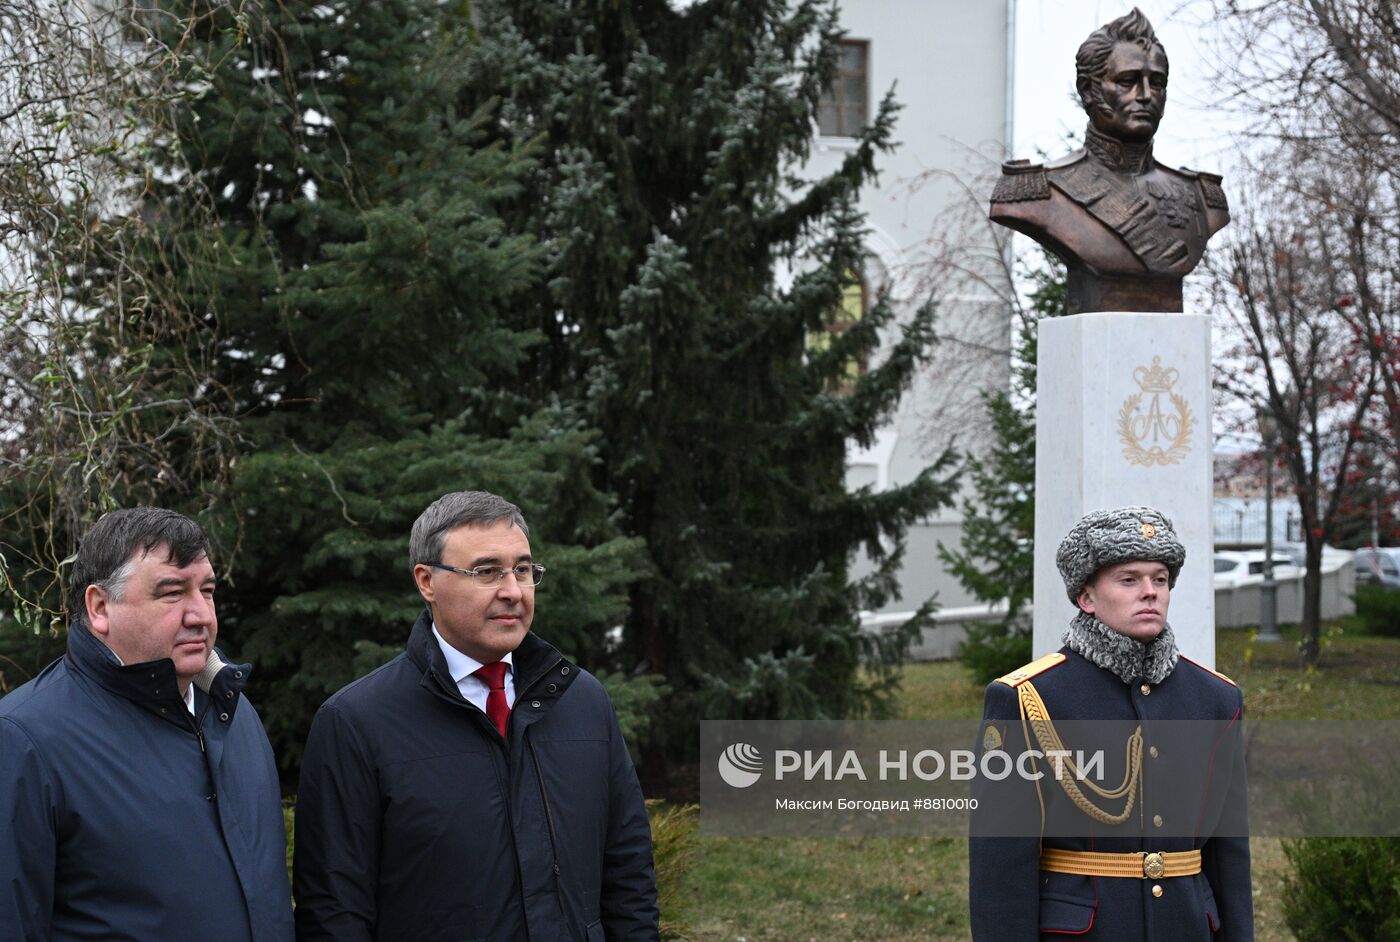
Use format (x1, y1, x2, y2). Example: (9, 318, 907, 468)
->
(428, 562, 546, 588)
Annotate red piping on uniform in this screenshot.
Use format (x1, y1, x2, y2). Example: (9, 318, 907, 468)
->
(1187, 672, 1242, 841)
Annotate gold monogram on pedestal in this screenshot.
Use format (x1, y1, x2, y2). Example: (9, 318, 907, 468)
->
(1118, 356, 1194, 467)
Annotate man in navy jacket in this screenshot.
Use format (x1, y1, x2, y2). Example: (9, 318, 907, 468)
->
(0, 508, 294, 941)
(294, 490, 658, 942)
(969, 506, 1253, 940)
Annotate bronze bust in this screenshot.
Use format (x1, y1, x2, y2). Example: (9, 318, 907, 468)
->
(990, 8, 1228, 314)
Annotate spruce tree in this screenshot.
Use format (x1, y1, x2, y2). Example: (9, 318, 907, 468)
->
(469, 0, 957, 762)
(131, 2, 642, 775)
(940, 254, 1065, 683)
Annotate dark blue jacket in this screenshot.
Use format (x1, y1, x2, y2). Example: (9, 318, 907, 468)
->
(0, 624, 295, 941)
(970, 647, 1253, 941)
(293, 611, 658, 942)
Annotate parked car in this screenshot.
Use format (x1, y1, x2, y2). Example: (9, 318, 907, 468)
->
(1213, 550, 1299, 588)
(1353, 548, 1400, 590)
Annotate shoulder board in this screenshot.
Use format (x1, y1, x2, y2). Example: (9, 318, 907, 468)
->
(1180, 655, 1237, 687)
(1180, 167, 1229, 211)
(995, 652, 1066, 687)
(991, 159, 1049, 203)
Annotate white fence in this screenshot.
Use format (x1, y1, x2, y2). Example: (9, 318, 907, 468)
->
(1213, 553, 1355, 629)
(868, 553, 1358, 662)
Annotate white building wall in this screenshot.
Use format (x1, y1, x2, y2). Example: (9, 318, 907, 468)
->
(805, 1, 1014, 616)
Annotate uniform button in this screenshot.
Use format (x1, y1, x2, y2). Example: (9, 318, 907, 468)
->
(1140, 684, 1151, 696)
(1150, 746, 1159, 758)
(1153, 814, 1164, 828)
(531, 700, 541, 708)
(560, 666, 570, 675)
(1152, 884, 1163, 898)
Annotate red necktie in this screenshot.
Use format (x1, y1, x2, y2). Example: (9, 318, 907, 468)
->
(473, 661, 511, 738)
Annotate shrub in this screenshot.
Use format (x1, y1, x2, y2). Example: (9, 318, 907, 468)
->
(1282, 837, 1400, 941)
(1354, 585, 1400, 637)
(958, 618, 1033, 686)
(648, 802, 699, 941)
(284, 802, 296, 887)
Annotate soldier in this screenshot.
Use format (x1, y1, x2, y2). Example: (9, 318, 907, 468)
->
(969, 506, 1253, 940)
(989, 8, 1229, 314)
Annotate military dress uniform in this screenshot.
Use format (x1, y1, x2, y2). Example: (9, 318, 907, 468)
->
(989, 124, 1229, 314)
(969, 508, 1253, 941)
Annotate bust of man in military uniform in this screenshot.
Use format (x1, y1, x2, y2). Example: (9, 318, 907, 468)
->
(989, 8, 1229, 314)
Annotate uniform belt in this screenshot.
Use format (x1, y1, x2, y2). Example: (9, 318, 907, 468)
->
(1040, 848, 1202, 879)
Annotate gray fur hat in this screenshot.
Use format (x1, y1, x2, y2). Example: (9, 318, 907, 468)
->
(1056, 506, 1185, 603)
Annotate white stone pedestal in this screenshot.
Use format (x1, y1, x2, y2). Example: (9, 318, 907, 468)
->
(1033, 312, 1216, 668)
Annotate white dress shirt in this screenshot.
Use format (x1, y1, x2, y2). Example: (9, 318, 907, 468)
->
(432, 624, 516, 714)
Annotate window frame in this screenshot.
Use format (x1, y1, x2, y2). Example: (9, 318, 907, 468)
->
(818, 39, 870, 139)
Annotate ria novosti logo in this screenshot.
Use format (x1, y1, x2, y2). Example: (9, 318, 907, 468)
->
(717, 743, 764, 788)
(714, 744, 1111, 786)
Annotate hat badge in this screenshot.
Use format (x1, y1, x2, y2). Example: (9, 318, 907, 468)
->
(1140, 522, 1157, 539)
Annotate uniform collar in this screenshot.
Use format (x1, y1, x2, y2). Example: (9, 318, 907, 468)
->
(1084, 123, 1155, 175)
(1062, 610, 1179, 685)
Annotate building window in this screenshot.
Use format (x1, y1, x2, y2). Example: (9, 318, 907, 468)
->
(818, 40, 868, 138)
(808, 268, 868, 393)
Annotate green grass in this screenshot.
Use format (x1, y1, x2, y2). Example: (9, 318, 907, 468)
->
(681, 837, 968, 941)
(1216, 622, 1400, 720)
(677, 659, 984, 940)
(893, 660, 986, 721)
(676, 625, 1400, 941)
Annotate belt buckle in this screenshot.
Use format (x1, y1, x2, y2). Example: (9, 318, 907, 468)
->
(1142, 852, 1165, 879)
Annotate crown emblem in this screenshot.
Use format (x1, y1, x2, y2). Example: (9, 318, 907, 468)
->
(1132, 357, 1179, 394)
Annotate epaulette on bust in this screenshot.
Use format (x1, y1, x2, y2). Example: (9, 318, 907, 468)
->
(995, 652, 1066, 687)
(1180, 655, 1237, 687)
(991, 159, 1050, 203)
(1180, 167, 1229, 211)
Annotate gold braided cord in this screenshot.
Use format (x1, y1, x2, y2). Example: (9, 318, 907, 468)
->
(1018, 680, 1144, 826)
(1019, 681, 1141, 799)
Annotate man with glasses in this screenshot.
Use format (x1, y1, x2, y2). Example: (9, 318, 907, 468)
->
(293, 491, 658, 941)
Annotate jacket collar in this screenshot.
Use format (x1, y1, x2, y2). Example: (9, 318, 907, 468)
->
(66, 620, 251, 726)
(1084, 123, 1155, 175)
(1062, 609, 1179, 685)
(405, 608, 575, 706)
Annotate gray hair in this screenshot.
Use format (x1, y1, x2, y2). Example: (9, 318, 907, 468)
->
(70, 508, 212, 626)
(409, 491, 529, 570)
(1075, 7, 1168, 113)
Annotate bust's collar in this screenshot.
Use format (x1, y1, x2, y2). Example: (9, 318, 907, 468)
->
(1083, 124, 1154, 174)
